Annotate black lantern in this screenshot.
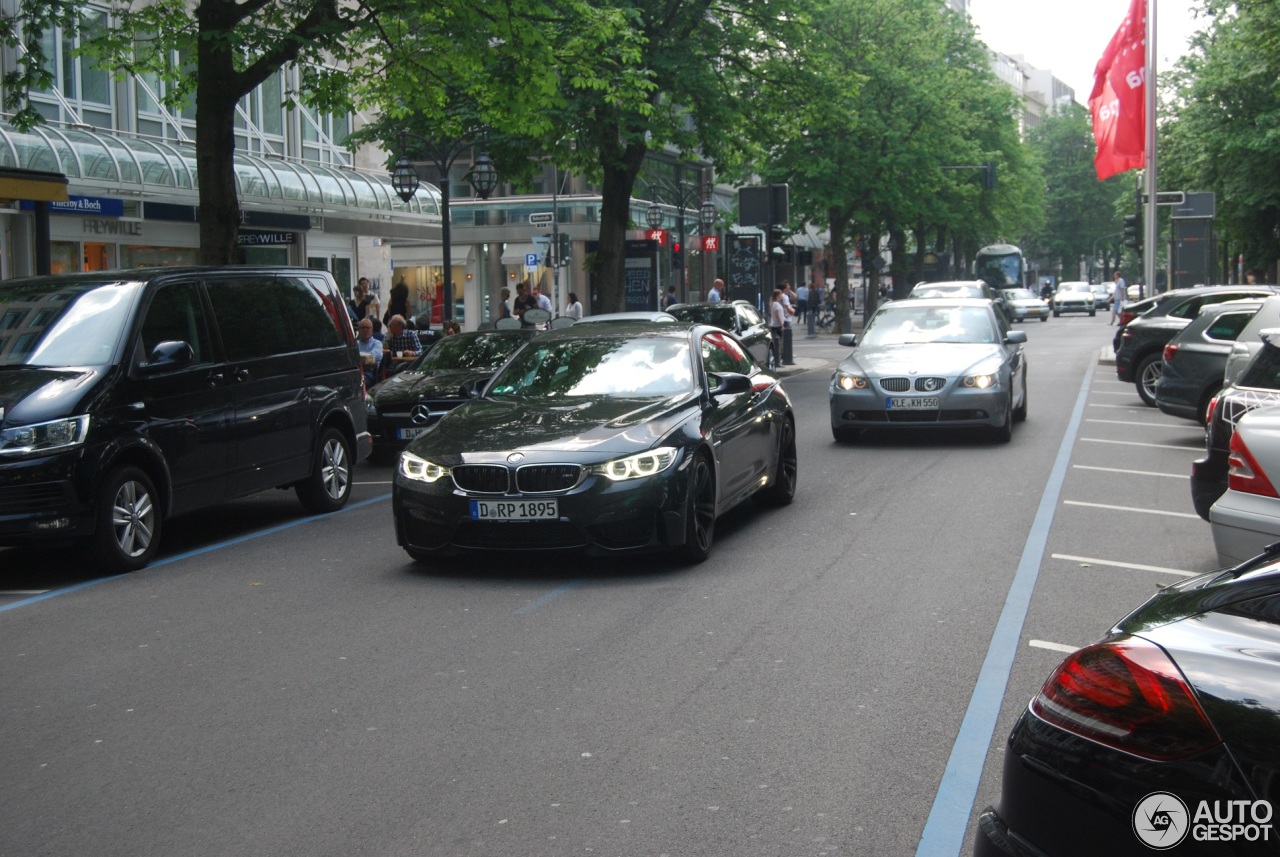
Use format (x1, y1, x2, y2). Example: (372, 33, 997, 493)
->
(646, 202, 664, 230)
(699, 199, 717, 230)
(467, 152, 498, 200)
(391, 156, 420, 203)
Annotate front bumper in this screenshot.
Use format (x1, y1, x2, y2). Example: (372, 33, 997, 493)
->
(393, 453, 692, 556)
(829, 382, 1010, 430)
(0, 450, 95, 544)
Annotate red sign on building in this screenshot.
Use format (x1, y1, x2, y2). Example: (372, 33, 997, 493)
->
(648, 229, 667, 245)
(702, 235, 720, 252)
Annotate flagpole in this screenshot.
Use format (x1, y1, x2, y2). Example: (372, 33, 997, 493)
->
(1144, 0, 1158, 293)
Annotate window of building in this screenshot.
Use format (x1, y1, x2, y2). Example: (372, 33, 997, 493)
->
(30, 9, 114, 128)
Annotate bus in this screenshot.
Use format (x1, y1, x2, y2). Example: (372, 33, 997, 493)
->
(974, 243, 1025, 289)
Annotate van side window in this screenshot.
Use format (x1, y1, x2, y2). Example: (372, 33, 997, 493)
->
(205, 276, 286, 360)
(281, 276, 344, 350)
(139, 283, 209, 363)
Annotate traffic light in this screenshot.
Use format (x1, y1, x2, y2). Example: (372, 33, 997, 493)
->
(982, 161, 997, 190)
(767, 224, 786, 254)
(672, 241, 682, 267)
(1123, 213, 1141, 250)
(557, 232, 571, 266)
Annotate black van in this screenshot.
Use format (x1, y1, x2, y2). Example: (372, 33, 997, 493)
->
(0, 267, 373, 572)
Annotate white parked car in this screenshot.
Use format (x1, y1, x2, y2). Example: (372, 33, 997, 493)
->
(1051, 281, 1097, 317)
(1210, 402, 1280, 565)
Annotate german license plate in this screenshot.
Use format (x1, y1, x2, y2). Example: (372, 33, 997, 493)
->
(470, 499, 559, 520)
(888, 397, 939, 410)
(397, 427, 427, 440)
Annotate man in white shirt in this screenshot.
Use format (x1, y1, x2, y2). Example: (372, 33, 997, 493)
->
(1110, 271, 1127, 325)
(533, 284, 553, 313)
(708, 279, 723, 303)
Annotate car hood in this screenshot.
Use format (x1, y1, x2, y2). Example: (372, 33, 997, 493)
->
(0, 366, 103, 426)
(371, 368, 495, 404)
(406, 394, 696, 459)
(840, 343, 1009, 376)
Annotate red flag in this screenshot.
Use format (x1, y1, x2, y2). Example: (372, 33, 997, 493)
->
(1089, 0, 1147, 180)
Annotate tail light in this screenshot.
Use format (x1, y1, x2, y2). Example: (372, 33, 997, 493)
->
(1227, 428, 1279, 497)
(1121, 328, 1134, 341)
(1205, 395, 1218, 426)
(1163, 343, 1178, 363)
(1030, 636, 1220, 761)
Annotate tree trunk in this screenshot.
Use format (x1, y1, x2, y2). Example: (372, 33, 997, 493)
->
(593, 141, 648, 313)
(195, 10, 243, 266)
(828, 208, 851, 335)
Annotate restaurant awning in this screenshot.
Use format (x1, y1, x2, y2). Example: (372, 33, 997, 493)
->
(391, 245, 476, 266)
(0, 166, 69, 202)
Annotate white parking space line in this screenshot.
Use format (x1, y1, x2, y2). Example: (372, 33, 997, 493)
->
(1089, 403, 1164, 409)
(1072, 464, 1188, 479)
(1080, 438, 1192, 451)
(1092, 390, 1138, 395)
(1051, 552, 1198, 577)
(356, 480, 393, 485)
(1063, 500, 1201, 519)
(1029, 639, 1079, 654)
(1085, 419, 1202, 429)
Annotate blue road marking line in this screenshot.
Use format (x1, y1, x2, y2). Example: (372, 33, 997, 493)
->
(515, 581, 582, 615)
(0, 493, 392, 616)
(914, 370, 1093, 857)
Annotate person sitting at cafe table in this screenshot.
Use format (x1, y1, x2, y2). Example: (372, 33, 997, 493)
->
(383, 315, 423, 374)
(355, 318, 382, 385)
(512, 281, 536, 319)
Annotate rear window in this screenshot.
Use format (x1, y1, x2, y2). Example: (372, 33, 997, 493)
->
(1204, 311, 1255, 342)
(1239, 342, 1280, 391)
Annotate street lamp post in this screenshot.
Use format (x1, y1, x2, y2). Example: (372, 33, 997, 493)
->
(646, 202, 664, 311)
(390, 132, 498, 324)
(644, 177, 702, 300)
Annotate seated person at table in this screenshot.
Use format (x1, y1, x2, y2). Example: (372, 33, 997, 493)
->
(383, 315, 423, 373)
(355, 318, 382, 385)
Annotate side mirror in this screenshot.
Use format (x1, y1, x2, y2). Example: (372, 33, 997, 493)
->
(1006, 330, 1028, 344)
(709, 372, 753, 396)
(837, 333, 858, 348)
(460, 377, 488, 399)
(142, 340, 194, 370)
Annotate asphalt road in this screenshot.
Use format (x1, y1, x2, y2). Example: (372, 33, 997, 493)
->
(0, 315, 1220, 857)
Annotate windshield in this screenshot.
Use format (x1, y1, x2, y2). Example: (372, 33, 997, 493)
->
(0, 279, 141, 367)
(413, 332, 528, 372)
(488, 335, 695, 399)
(861, 304, 998, 346)
(975, 253, 1021, 288)
(667, 305, 736, 330)
(1004, 289, 1037, 300)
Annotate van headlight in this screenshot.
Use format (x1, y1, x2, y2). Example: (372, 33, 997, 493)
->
(0, 415, 91, 457)
(591, 447, 678, 481)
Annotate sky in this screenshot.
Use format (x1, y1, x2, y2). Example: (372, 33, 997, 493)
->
(967, 0, 1207, 103)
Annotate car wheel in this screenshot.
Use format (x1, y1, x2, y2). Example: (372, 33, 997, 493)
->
(1135, 353, 1162, 407)
(1013, 370, 1028, 422)
(88, 465, 162, 573)
(991, 398, 1013, 443)
(680, 453, 716, 563)
(1088, 309, 1096, 317)
(1039, 315, 1048, 322)
(296, 426, 353, 513)
(1052, 309, 1060, 317)
(759, 418, 797, 506)
(766, 347, 777, 372)
(832, 425, 860, 443)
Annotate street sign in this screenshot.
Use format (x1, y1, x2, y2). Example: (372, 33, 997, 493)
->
(529, 212, 554, 226)
(702, 235, 719, 252)
(648, 229, 667, 245)
(1142, 191, 1186, 206)
(525, 253, 540, 268)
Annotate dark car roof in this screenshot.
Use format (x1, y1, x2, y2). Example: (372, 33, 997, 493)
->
(0, 265, 328, 289)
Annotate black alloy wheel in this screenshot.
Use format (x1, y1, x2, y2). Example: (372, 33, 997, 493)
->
(680, 453, 716, 563)
(296, 426, 353, 513)
(90, 465, 162, 573)
(759, 418, 797, 506)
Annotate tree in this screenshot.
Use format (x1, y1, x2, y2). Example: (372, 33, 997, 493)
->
(1025, 104, 1130, 282)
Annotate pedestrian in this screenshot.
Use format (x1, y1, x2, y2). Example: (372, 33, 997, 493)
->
(708, 279, 723, 303)
(663, 285, 678, 309)
(348, 278, 373, 321)
(565, 292, 583, 320)
(384, 277, 410, 326)
(1110, 270, 1126, 325)
(768, 288, 786, 367)
(796, 282, 809, 323)
(498, 287, 512, 319)
(512, 281, 536, 319)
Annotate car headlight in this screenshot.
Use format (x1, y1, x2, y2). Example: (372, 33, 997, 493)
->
(0, 415, 90, 457)
(591, 447, 678, 481)
(963, 374, 997, 389)
(835, 373, 869, 391)
(400, 451, 450, 483)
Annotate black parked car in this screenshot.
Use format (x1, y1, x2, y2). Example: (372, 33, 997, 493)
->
(0, 267, 371, 572)
(1191, 329, 1280, 520)
(392, 321, 796, 562)
(1154, 299, 1262, 421)
(366, 328, 537, 459)
(664, 300, 774, 369)
(976, 548, 1280, 856)
(1116, 286, 1280, 405)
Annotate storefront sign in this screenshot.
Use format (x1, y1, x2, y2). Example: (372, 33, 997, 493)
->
(82, 219, 142, 236)
(21, 195, 124, 217)
(237, 230, 296, 246)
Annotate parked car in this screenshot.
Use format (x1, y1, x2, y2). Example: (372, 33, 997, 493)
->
(665, 299, 775, 369)
(1116, 285, 1280, 406)
(1191, 330, 1280, 520)
(569, 311, 676, 325)
(829, 298, 1028, 443)
(0, 267, 371, 572)
(1209, 404, 1280, 565)
(1050, 281, 1096, 316)
(1222, 292, 1280, 385)
(975, 547, 1280, 856)
(392, 321, 796, 562)
(1112, 293, 1162, 351)
(998, 287, 1049, 322)
(1154, 299, 1263, 421)
(366, 328, 538, 459)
